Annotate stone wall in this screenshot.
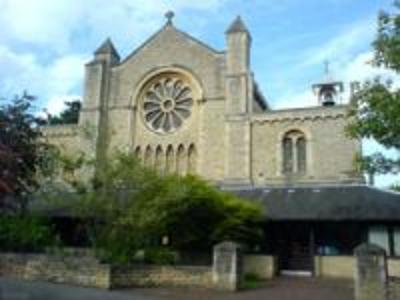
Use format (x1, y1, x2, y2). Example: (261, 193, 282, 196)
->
(0, 253, 110, 289)
(111, 265, 212, 288)
(0, 253, 214, 290)
(314, 256, 354, 279)
(388, 259, 400, 277)
(313, 256, 400, 280)
(243, 255, 275, 279)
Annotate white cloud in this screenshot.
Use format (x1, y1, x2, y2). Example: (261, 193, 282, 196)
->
(45, 95, 82, 116)
(0, 0, 228, 54)
(298, 18, 375, 69)
(0, 45, 87, 114)
(273, 16, 397, 110)
(0, 0, 229, 114)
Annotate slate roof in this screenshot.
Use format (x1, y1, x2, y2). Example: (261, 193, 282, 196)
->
(230, 185, 400, 221)
(29, 185, 400, 222)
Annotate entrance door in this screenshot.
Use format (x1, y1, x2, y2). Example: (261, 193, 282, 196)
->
(277, 224, 313, 275)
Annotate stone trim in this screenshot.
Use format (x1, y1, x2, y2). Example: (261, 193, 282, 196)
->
(41, 125, 79, 138)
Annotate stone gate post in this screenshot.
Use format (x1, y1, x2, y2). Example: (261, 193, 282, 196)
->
(212, 241, 243, 291)
(354, 243, 388, 300)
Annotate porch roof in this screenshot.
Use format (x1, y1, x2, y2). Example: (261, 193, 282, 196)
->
(231, 185, 400, 221)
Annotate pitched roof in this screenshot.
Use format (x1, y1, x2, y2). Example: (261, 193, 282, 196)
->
(120, 23, 222, 65)
(94, 38, 120, 59)
(226, 16, 250, 34)
(231, 185, 400, 221)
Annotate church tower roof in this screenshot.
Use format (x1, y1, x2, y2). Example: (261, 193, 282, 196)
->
(226, 16, 250, 34)
(94, 38, 120, 60)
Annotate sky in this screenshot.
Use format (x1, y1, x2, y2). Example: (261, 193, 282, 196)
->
(0, 0, 398, 187)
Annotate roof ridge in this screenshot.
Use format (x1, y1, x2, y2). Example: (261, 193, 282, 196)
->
(119, 23, 222, 65)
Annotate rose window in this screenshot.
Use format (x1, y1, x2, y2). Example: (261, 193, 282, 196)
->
(142, 76, 194, 133)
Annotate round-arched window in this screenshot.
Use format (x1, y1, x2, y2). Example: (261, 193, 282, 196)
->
(141, 74, 194, 134)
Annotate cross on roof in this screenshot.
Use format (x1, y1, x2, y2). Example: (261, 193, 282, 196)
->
(165, 11, 175, 25)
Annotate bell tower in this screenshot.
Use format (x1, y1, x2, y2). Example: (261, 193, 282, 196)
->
(312, 61, 344, 106)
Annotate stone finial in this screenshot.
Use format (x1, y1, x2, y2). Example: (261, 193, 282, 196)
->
(94, 38, 120, 60)
(165, 10, 175, 25)
(226, 16, 250, 35)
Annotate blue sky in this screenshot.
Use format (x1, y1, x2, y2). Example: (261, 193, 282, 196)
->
(0, 0, 398, 187)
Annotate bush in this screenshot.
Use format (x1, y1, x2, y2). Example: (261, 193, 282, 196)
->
(0, 216, 59, 252)
(47, 152, 264, 264)
(241, 272, 264, 290)
(144, 248, 178, 265)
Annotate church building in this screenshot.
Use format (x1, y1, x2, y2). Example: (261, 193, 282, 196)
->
(43, 13, 400, 277)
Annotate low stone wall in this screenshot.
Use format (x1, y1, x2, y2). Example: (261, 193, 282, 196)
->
(388, 259, 400, 277)
(243, 255, 275, 279)
(0, 253, 213, 290)
(111, 265, 212, 288)
(314, 256, 354, 279)
(0, 253, 110, 289)
(0, 243, 246, 291)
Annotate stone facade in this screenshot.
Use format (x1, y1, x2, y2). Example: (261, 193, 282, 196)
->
(42, 15, 362, 186)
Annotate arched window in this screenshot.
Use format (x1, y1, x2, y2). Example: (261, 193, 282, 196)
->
(155, 145, 164, 173)
(282, 137, 293, 174)
(282, 130, 307, 175)
(166, 145, 174, 173)
(176, 144, 186, 175)
(297, 137, 306, 174)
(134, 146, 142, 162)
(144, 145, 153, 167)
(187, 144, 197, 174)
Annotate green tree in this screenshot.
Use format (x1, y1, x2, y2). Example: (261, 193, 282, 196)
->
(391, 183, 400, 192)
(46, 100, 81, 125)
(0, 92, 50, 213)
(47, 152, 263, 264)
(347, 3, 400, 182)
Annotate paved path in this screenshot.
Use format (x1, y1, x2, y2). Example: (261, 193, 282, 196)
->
(0, 277, 354, 300)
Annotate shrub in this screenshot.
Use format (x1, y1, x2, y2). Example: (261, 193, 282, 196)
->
(144, 248, 178, 265)
(0, 216, 59, 252)
(46, 152, 264, 264)
(242, 272, 264, 289)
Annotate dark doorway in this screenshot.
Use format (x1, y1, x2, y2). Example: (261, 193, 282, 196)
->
(276, 223, 313, 275)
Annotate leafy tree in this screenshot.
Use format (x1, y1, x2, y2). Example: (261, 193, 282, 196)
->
(0, 92, 50, 213)
(391, 183, 400, 192)
(46, 153, 263, 264)
(347, 3, 400, 183)
(46, 100, 81, 125)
